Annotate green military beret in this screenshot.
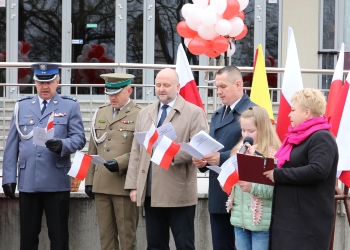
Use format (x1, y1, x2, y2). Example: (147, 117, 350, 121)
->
(100, 73, 135, 95)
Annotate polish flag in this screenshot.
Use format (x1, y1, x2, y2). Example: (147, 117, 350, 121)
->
(325, 43, 344, 121)
(143, 123, 159, 154)
(176, 44, 205, 110)
(217, 154, 239, 195)
(151, 136, 180, 170)
(68, 151, 92, 180)
(276, 27, 303, 141)
(331, 72, 350, 187)
(46, 112, 54, 131)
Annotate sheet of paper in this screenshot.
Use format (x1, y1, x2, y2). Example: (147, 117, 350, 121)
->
(180, 130, 224, 158)
(189, 130, 224, 155)
(207, 165, 221, 174)
(179, 142, 203, 159)
(91, 155, 107, 165)
(134, 132, 147, 145)
(32, 127, 54, 146)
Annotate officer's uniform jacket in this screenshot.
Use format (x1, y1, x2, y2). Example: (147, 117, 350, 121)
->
(2, 93, 86, 192)
(85, 100, 142, 196)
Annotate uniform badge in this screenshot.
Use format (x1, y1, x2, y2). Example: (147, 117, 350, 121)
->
(98, 120, 106, 123)
(53, 100, 58, 104)
(31, 100, 36, 105)
(54, 112, 66, 117)
(120, 120, 134, 124)
(24, 125, 27, 132)
(123, 131, 128, 139)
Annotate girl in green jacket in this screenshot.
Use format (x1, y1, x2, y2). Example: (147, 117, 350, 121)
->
(227, 106, 280, 250)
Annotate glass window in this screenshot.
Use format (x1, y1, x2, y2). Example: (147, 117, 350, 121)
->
(344, 0, 350, 44)
(18, 0, 62, 93)
(0, 6, 6, 96)
(127, 0, 144, 99)
(71, 0, 116, 95)
(323, 0, 335, 49)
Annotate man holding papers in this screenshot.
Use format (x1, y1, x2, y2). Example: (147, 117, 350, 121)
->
(85, 73, 141, 250)
(193, 65, 256, 250)
(2, 63, 86, 249)
(125, 68, 207, 249)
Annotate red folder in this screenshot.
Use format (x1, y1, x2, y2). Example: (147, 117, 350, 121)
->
(237, 153, 275, 186)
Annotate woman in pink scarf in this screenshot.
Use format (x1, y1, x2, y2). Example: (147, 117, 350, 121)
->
(264, 88, 338, 250)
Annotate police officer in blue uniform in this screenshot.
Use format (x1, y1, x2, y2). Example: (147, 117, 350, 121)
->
(2, 63, 86, 250)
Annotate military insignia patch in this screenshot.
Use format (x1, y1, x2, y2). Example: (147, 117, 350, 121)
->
(98, 120, 106, 123)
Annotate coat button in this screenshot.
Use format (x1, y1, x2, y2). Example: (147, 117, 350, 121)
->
(108, 138, 111, 141)
(142, 170, 145, 173)
(109, 127, 113, 130)
(38, 154, 41, 157)
(107, 149, 110, 152)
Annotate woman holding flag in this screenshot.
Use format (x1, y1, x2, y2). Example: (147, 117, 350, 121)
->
(227, 106, 280, 250)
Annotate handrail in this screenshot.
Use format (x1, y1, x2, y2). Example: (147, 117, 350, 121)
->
(0, 62, 349, 75)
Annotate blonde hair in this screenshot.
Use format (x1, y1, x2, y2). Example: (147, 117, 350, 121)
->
(291, 88, 326, 117)
(230, 106, 281, 156)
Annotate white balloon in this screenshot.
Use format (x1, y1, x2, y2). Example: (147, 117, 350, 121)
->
(90, 58, 99, 63)
(181, 3, 192, 19)
(198, 24, 219, 40)
(18, 42, 23, 52)
(237, 0, 249, 11)
(229, 17, 244, 37)
(193, 0, 209, 8)
(225, 42, 236, 57)
(184, 38, 192, 48)
(186, 18, 201, 31)
(210, 0, 227, 15)
(187, 4, 203, 23)
(201, 6, 217, 26)
(82, 44, 92, 59)
(77, 55, 84, 63)
(215, 19, 232, 36)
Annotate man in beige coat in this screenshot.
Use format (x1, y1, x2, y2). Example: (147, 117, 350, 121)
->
(85, 73, 141, 250)
(125, 68, 208, 249)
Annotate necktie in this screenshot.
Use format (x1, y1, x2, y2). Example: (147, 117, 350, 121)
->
(157, 105, 169, 127)
(113, 109, 120, 118)
(41, 100, 47, 115)
(222, 106, 231, 120)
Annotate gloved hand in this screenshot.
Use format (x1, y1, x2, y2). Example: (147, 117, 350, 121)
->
(45, 139, 63, 154)
(85, 185, 94, 198)
(2, 183, 16, 198)
(104, 159, 119, 172)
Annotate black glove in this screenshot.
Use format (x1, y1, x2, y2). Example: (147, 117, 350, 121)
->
(85, 185, 94, 198)
(45, 139, 63, 154)
(104, 159, 119, 172)
(2, 183, 16, 198)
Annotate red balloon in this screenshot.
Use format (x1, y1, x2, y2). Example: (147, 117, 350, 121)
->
(94, 45, 105, 59)
(223, 0, 240, 20)
(88, 51, 96, 60)
(235, 24, 248, 40)
(205, 48, 221, 58)
(188, 36, 211, 55)
(212, 36, 229, 54)
(21, 42, 31, 55)
(176, 20, 197, 38)
(236, 11, 245, 20)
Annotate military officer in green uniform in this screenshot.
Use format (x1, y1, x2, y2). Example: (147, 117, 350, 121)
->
(85, 73, 141, 250)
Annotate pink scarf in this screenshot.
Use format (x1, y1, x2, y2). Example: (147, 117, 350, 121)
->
(274, 116, 331, 168)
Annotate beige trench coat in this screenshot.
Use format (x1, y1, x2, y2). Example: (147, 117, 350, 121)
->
(125, 95, 208, 207)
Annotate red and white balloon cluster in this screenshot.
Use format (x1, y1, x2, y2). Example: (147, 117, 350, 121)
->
(74, 43, 114, 86)
(177, 0, 249, 58)
(0, 41, 31, 83)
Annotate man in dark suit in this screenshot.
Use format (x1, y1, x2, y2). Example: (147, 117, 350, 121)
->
(193, 65, 256, 250)
(2, 63, 86, 250)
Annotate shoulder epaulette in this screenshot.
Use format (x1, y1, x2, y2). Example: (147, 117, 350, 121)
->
(98, 103, 110, 109)
(17, 96, 33, 102)
(61, 96, 77, 102)
(135, 104, 143, 110)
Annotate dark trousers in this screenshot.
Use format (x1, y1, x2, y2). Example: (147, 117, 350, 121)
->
(19, 191, 70, 250)
(144, 197, 196, 250)
(210, 213, 236, 250)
